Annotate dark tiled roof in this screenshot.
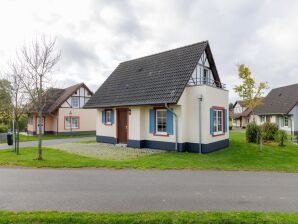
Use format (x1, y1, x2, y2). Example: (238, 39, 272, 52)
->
(30, 83, 93, 114)
(232, 108, 251, 119)
(85, 41, 221, 108)
(254, 83, 298, 115)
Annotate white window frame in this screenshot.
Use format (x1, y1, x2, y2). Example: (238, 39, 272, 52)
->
(260, 116, 265, 123)
(65, 117, 79, 129)
(71, 97, 80, 108)
(155, 109, 167, 135)
(284, 116, 289, 127)
(28, 116, 33, 125)
(105, 110, 112, 125)
(213, 109, 223, 135)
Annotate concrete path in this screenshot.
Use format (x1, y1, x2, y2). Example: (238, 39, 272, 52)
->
(0, 137, 95, 150)
(0, 168, 298, 212)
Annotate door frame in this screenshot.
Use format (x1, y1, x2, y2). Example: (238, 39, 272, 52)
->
(116, 108, 129, 143)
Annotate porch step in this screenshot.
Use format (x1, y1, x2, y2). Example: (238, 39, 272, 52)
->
(115, 144, 127, 148)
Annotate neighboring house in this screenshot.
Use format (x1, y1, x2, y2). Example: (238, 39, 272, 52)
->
(232, 100, 251, 128)
(27, 83, 96, 135)
(84, 41, 229, 153)
(253, 83, 298, 135)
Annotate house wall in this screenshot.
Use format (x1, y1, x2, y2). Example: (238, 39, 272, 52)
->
(57, 108, 96, 134)
(96, 85, 229, 153)
(253, 108, 298, 134)
(290, 105, 298, 133)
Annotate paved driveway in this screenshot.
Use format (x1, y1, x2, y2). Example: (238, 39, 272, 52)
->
(0, 137, 95, 150)
(0, 168, 298, 212)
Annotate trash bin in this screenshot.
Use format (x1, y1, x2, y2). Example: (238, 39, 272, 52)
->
(7, 133, 13, 146)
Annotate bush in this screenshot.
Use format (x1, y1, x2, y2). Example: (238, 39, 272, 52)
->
(0, 124, 8, 133)
(261, 122, 279, 141)
(246, 122, 261, 143)
(229, 125, 232, 130)
(275, 130, 288, 146)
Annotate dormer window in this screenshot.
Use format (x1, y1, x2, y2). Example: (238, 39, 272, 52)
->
(71, 97, 79, 108)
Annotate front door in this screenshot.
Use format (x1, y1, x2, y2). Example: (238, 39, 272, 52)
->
(117, 109, 128, 144)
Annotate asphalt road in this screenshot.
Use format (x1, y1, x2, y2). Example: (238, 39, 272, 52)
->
(0, 137, 95, 150)
(0, 168, 298, 212)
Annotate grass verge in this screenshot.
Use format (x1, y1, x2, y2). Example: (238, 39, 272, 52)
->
(0, 132, 298, 171)
(1, 211, 298, 224)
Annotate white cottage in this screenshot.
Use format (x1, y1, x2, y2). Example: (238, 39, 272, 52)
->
(85, 41, 229, 153)
(253, 83, 298, 135)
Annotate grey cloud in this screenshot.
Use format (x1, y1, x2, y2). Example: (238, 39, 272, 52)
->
(57, 36, 99, 66)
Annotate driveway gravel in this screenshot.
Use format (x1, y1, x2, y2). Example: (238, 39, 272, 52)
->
(52, 142, 164, 160)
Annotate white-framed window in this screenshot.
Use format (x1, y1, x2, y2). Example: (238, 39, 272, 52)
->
(65, 117, 79, 129)
(260, 116, 265, 123)
(71, 97, 79, 108)
(105, 110, 112, 124)
(213, 109, 223, 135)
(28, 116, 33, 125)
(284, 116, 289, 127)
(156, 109, 167, 135)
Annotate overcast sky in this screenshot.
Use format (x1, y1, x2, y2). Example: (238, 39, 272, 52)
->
(0, 0, 298, 102)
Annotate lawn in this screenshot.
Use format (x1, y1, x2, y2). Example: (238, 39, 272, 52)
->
(18, 133, 95, 142)
(0, 132, 298, 171)
(1, 211, 298, 224)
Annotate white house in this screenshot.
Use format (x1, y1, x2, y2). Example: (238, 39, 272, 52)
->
(85, 41, 229, 153)
(232, 100, 251, 128)
(253, 83, 298, 135)
(27, 83, 97, 135)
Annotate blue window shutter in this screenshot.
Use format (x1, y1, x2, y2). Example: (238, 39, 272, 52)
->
(149, 109, 155, 133)
(111, 110, 114, 125)
(224, 109, 227, 133)
(167, 110, 174, 135)
(210, 108, 214, 135)
(102, 111, 105, 124)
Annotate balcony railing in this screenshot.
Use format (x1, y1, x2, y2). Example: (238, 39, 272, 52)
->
(187, 77, 226, 89)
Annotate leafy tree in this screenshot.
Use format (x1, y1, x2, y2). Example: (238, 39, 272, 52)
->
(234, 64, 268, 119)
(0, 79, 13, 124)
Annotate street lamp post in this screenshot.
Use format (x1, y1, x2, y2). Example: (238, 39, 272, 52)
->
(69, 111, 72, 138)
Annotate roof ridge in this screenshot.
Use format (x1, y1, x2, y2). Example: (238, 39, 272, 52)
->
(120, 41, 208, 64)
(271, 83, 298, 90)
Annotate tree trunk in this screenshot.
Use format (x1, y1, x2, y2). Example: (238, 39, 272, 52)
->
(37, 110, 43, 160)
(15, 118, 19, 155)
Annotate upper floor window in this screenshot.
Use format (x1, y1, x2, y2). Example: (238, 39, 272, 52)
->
(71, 97, 79, 108)
(156, 109, 167, 135)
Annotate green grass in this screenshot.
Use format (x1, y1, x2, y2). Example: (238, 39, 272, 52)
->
(18, 133, 95, 142)
(1, 211, 298, 224)
(0, 132, 298, 171)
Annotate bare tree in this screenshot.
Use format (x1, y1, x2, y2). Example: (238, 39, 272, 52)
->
(18, 36, 61, 160)
(6, 62, 28, 155)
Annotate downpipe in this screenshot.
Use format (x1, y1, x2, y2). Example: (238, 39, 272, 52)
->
(198, 95, 203, 154)
(165, 103, 178, 152)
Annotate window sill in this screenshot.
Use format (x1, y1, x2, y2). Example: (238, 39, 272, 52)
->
(105, 123, 112, 126)
(212, 133, 225, 137)
(65, 128, 80, 130)
(153, 133, 169, 137)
